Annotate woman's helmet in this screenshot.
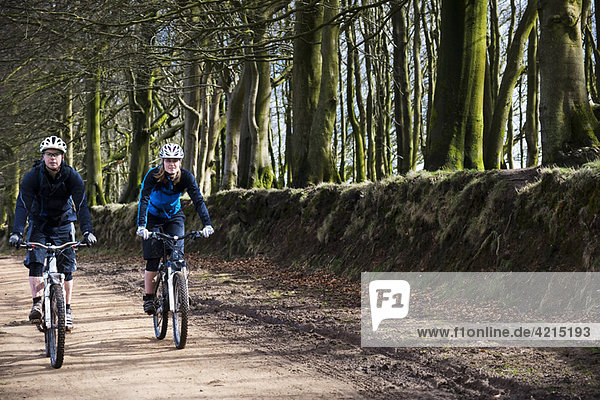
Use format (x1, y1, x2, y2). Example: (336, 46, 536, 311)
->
(159, 143, 184, 159)
(40, 136, 67, 154)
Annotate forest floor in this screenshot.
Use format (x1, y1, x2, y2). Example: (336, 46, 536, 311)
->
(1, 252, 599, 399)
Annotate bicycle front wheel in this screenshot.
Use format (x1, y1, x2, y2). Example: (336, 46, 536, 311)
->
(153, 274, 168, 340)
(47, 284, 66, 369)
(172, 271, 189, 349)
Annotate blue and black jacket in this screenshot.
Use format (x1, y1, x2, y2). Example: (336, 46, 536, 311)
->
(13, 161, 94, 235)
(137, 167, 211, 228)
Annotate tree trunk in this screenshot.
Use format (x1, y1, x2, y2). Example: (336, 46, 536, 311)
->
(484, 1, 538, 169)
(488, 0, 501, 104)
(374, 34, 391, 180)
(425, 0, 486, 171)
(291, 0, 322, 187)
(200, 80, 224, 194)
(337, 43, 346, 182)
(422, 1, 438, 160)
(539, 0, 600, 165)
(63, 88, 74, 166)
(120, 67, 154, 203)
(285, 79, 293, 186)
(345, 22, 366, 182)
(243, 59, 260, 188)
(238, 81, 251, 188)
(412, 0, 423, 170)
(392, 1, 413, 174)
(85, 71, 106, 206)
(354, 21, 368, 182)
(525, 19, 540, 167)
(196, 71, 211, 188)
(222, 66, 247, 190)
(1, 141, 18, 234)
(246, 19, 274, 189)
(182, 60, 203, 176)
(595, 0, 600, 101)
(308, 0, 341, 184)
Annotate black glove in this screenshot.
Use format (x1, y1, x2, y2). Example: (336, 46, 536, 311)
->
(9, 233, 22, 248)
(83, 232, 97, 246)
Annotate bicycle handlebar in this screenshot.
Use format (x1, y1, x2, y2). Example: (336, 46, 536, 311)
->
(150, 231, 203, 242)
(20, 241, 88, 251)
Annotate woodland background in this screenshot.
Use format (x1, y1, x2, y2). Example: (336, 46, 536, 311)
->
(2, 0, 600, 234)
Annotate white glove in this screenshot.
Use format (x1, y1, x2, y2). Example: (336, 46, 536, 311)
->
(83, 232, 97, 246)
(201, 225, 214, 238)
(137, 226, 151, 240)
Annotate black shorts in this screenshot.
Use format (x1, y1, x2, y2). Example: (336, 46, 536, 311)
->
(25, 222, 76, 276)
(142, 211, 185, 260)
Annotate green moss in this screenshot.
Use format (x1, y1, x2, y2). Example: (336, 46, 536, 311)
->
(82, 164, 600, 280)
(571, 102, 600, 147)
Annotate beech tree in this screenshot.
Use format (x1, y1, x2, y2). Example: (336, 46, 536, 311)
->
(538, 0, 600, 165)
(484, 0, 538, 169)
(425, 0, 487, 171)
(307, 0, 341, 184)
(290, 0, 322, 187)
(392, 1, 413, 173)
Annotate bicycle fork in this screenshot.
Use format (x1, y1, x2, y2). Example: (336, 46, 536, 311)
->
(43, 256, 66, 328)
(166, 264, 188, 313)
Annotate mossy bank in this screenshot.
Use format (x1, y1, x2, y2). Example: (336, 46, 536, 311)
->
(85, 165, 600, 280)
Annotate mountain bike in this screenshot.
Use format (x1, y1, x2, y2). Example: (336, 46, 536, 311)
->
(150, 231, 202, 349)
(19, 240, 87, 369)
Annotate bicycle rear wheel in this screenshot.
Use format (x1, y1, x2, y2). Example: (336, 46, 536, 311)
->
(153, 273, 168, 340)
(47, 284, 66, 369)
(172, 271, 189, 349)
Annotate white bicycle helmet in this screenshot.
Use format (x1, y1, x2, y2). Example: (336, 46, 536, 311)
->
(40, 136, 67, 154)
(159, 143, 184, 159)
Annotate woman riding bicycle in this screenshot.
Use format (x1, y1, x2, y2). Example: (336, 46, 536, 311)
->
(136, 143, 214, 315)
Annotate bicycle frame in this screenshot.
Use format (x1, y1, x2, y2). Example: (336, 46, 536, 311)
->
(20, 240, 85, 368)
(150, 231, 201, 348)
(153, 232, 196, 311)
(24, 242, 79, 324)
(43, 248, 65, 329)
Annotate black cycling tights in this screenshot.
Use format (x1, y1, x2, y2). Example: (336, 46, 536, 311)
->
(146, 258, 160, 272)
(29, 262, 73, 281)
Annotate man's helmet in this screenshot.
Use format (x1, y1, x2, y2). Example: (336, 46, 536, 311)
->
(40, 136, 67, 154)
(159, 143, 184, 159)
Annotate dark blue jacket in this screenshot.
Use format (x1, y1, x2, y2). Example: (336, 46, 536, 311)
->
(13, 162, 94, 235)
(137, 167, 211, 227)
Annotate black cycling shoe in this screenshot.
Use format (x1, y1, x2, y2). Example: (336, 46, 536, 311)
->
(29, 301, 42, 322)
(143, 299, 156, 315)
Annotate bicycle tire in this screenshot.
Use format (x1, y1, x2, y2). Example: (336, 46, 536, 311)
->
(172, 271, 189, 349)
(48, 284, 66, 369)
(153, 273, 168, 340)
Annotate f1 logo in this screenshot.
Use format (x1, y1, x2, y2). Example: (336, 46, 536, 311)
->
(369, 280, 411, 331)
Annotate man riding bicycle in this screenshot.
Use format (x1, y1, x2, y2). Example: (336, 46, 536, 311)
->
(136, 143, 214, 315)
(8, 136, 97, 330)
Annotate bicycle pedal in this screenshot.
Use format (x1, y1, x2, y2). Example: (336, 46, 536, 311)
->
(30, 318, 42, 325)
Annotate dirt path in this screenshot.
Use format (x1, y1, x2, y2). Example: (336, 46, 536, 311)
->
(2, 253, 599, 399)
(0, 256, 362, 399)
